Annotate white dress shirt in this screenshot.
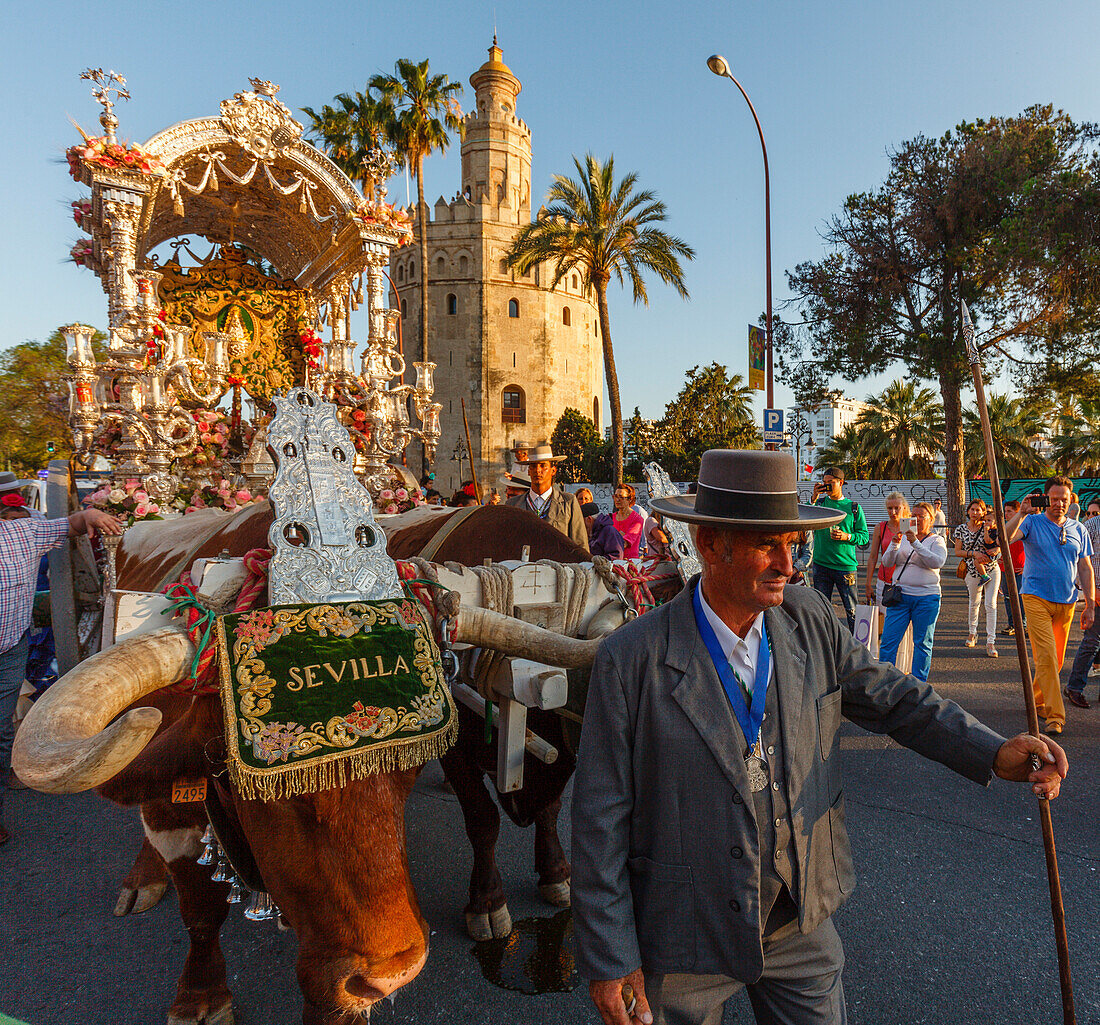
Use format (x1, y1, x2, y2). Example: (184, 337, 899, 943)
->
(697, 588, 773, 758)
(528, 488, 553, 515)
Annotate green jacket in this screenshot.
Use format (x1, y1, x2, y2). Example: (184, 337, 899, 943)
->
(811, 495, 868, 572)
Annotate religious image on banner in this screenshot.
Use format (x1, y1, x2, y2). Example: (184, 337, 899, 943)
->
(748, 324, 766, 391)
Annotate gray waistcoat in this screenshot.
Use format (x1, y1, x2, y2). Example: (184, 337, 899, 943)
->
(750, 674, 799, 933)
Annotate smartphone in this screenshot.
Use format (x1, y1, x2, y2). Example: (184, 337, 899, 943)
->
(899, 517, 913, 534)
(1031, 494, 1050, 509)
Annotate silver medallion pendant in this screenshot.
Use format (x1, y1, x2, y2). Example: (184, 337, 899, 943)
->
(745, 755, 769, 793)
(745, 738, 768, 793)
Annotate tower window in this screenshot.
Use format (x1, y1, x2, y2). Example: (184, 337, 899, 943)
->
(593, 398, 600, 429)
(446, 293, 457, 315)
(502, 386, 526, 424)
(436, 255, 446, 277)
(459, 255, 469, 275)
(563, 306, 571, 326)
(401, 298, 408, 318)
(572, 274, 578, 289)
(408, 261, 416, 279)
(500, 259, 508, 275)
(397, 265, 404, 282)
(508, 298, 519, 318)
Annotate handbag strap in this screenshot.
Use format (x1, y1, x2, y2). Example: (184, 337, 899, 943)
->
(891, 546, 917, 584)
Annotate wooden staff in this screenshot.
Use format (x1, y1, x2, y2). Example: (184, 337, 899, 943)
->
(461, 398, 481, 503)
(961, 299, 1075, 1023)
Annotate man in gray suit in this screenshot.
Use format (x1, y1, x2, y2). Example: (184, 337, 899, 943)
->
(571, 450, 1067, 1025)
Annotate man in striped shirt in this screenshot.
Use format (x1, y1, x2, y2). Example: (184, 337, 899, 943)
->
(0, 506, 121, 844)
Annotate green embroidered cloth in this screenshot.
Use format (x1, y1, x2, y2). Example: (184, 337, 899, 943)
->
(216, 599, 456, 800)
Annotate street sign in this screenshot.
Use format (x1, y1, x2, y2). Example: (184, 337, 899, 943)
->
(763, 408, 784, 443)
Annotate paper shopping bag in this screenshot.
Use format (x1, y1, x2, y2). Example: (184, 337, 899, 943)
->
(853, 604, 879, 657)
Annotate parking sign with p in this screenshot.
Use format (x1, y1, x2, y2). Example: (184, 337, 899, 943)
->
(763, 408, 784, 444)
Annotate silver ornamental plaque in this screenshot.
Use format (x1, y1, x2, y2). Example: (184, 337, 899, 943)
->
(644, 461, 701, 582)
(267, 387, 401, 604)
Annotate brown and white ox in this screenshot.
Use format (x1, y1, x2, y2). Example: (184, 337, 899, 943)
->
(13, 502, 603, 1024)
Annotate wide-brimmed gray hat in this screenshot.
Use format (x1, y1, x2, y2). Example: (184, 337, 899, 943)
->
(0, 472, 22, 494)
(649, 450, 845, 530)
(514, 443, 565, 464)
(501, 470, 531, 491)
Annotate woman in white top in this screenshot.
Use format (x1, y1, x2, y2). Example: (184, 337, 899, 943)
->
(880, 501, 948, 682)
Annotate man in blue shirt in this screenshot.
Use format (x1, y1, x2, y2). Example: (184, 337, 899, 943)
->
(1006, 476, 1095, 736)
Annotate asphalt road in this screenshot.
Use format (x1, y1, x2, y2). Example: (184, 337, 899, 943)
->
(2, 576, 1098, 1025)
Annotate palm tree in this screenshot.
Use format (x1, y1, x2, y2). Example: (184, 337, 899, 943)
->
(854, 380, 944, 478)
(302, 91, 391, 194)
(962, 392, 1049, 478)
(813, 424, 872, 480)
(369, 59, 463, 363)
(505, 154, 694, 485)
(1050, 395, 1100, 476)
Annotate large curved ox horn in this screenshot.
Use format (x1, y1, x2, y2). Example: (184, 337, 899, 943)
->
(12, 627, 194, 794)
(452, 606, 604, 669)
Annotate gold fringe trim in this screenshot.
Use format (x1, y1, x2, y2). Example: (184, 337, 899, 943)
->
(225, 717, 459, 802)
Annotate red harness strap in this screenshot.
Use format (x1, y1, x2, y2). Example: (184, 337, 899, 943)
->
(612, 560, 659, 614)
(161, 547, 272, 695)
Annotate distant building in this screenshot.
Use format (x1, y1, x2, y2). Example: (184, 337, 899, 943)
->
(390, 41, 604, 493)
(790, 396, 868, 477)
(605, 418, 659, 460)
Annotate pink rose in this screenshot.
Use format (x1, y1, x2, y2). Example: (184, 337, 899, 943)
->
(134, 503, 148, 517)
(379, 489, 395, 501)
(134, 490, 148, 502)
(147, 503, 160, 515)
(235, 490, 252, 504)
(124, 479, 140, 490)
(395, 488, 408, 501)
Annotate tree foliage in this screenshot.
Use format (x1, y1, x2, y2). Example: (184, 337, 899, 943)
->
(550, 407, 602, 484)
(302, 91, 391, 192)
(1049, 395, 1100, 476)
(656, 363, 757, 480)
(0, 327, 107, 474)
(782, 105, 1100, 521)
(961, 392, 1049, 478)
(855, 380, 944, 478)
(506, 154, 694, 485)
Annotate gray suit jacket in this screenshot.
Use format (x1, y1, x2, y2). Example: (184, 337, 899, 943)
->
(571, 579, 1005, 982)
(506, 484, 589, 551)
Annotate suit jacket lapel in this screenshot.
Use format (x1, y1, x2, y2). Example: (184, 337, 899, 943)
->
(667, 581, 758, 812)
(765, 604, 810, 791)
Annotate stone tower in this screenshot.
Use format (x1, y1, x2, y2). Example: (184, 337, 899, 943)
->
(390, 41, 604, 496)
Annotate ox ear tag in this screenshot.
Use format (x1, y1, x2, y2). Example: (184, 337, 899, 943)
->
(171, 779, 208, 803)
(266, 386, 400, 605)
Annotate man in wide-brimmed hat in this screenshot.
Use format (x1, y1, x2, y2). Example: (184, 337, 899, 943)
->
(506, 442, 589, 551)
(571, 449, 1067, 1025)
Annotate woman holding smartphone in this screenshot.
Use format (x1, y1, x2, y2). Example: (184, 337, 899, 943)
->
(880, 502, 948, 681)
(953, 499, 1002, 655)
(866, 491, 910, 609)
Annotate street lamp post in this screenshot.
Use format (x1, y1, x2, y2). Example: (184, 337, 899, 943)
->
(707, 54, 774, 419)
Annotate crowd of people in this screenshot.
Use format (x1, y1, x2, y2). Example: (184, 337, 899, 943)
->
(807, 467, 1099, 737)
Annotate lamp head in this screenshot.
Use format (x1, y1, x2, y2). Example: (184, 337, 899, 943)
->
(707, 54, 732, 78)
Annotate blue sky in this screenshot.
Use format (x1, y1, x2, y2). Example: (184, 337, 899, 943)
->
(6, 0, 1099, 426)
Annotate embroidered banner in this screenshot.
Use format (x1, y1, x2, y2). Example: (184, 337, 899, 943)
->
(216, 599, 456, 800)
